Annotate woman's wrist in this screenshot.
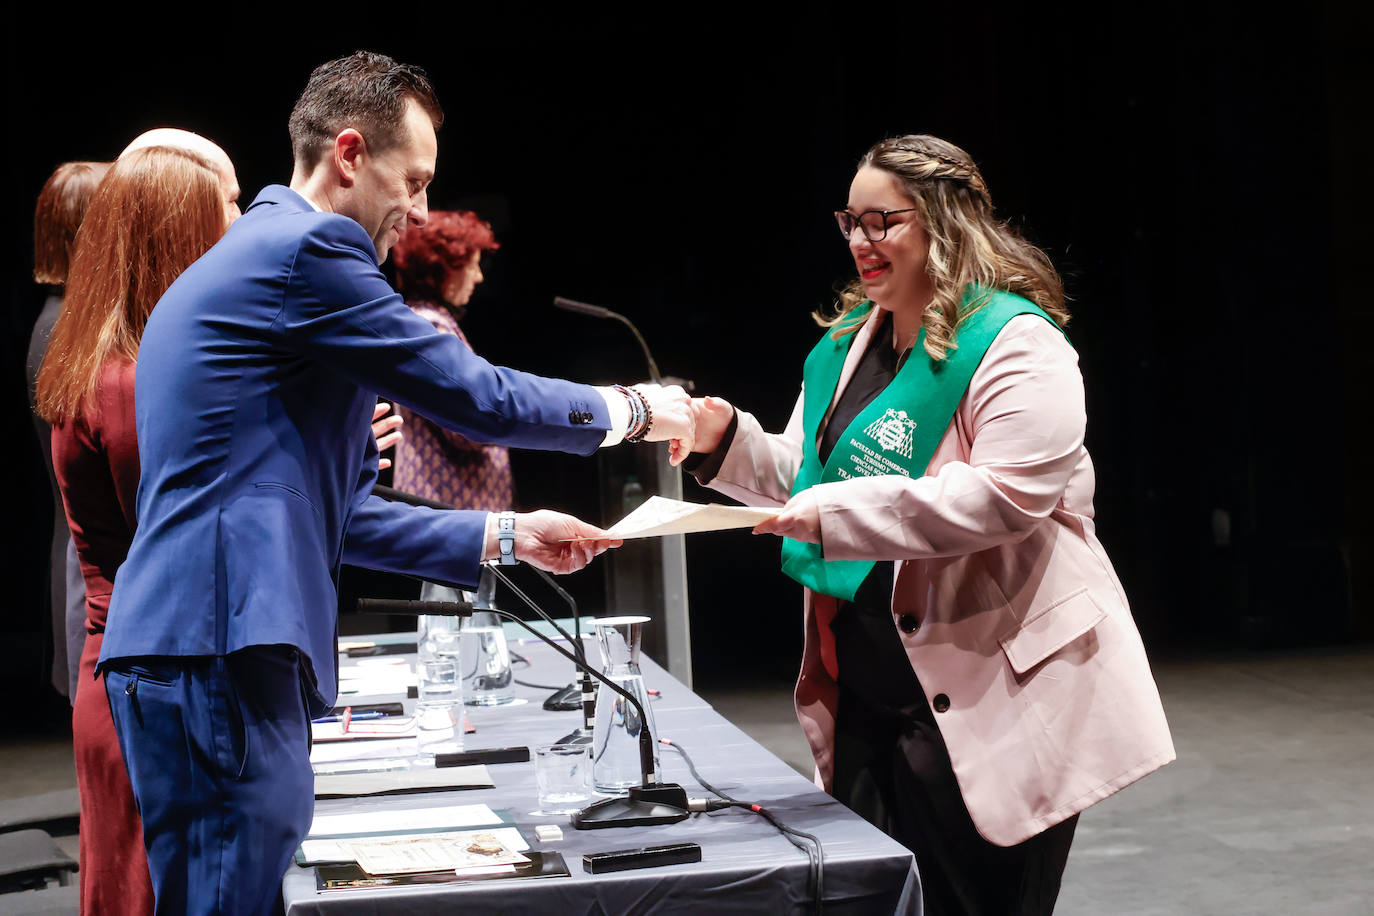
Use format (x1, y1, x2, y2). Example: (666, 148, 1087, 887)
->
(690, 396, 736, 455)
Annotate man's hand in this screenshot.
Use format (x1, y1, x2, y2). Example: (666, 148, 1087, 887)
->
(485, 510, 623, 574)
(752, 489, 821, 544)
(633, 384, 695, 465)
(372, 401, 404, 471)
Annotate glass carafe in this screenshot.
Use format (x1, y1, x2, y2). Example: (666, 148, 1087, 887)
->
(458, 609, 514, 706)
(418, 575, 513, 706)
(590, 615, 659, 794)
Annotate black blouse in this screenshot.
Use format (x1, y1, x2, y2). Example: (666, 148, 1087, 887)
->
(686, 311, 927, 710)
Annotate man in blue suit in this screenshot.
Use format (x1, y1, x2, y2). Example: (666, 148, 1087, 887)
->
(100, 52, 692, 913)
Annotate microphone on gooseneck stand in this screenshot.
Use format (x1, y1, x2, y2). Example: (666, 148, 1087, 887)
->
(553, 296, 678, 387)
(356, 596, 690, 830)
(370, 485, 451, 510)
(529, 568, 599, 740)
(356, 597, 476, 616)
(482, 564, 595, 741)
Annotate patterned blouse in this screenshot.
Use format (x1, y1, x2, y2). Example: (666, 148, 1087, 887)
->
(391, 302, 514, 511)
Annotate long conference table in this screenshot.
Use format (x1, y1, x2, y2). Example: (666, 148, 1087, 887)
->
(281, 630, 922, 914)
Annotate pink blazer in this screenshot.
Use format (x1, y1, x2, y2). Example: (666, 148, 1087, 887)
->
(707, 309, 1175, 846)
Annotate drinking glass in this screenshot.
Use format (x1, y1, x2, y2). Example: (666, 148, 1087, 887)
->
(534, 743, 592, 814)
(415, 657, 463, 757)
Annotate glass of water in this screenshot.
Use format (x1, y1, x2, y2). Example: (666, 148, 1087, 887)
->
(534, 743, 592, 815)
(415, 658, 463, 757)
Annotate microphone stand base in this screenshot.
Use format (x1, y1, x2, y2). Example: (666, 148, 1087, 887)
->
(571, 783, 690, 830)
(543, 683, 584, 711)
(556, 726, 592, 745)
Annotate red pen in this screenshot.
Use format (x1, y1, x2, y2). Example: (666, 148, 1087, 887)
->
(341, 706, 353, 734)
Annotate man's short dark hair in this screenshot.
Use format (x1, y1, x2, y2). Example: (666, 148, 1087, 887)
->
(289, 51, 443, 169)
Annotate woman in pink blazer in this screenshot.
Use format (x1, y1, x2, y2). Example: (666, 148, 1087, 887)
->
(686, 135, 1174, 915)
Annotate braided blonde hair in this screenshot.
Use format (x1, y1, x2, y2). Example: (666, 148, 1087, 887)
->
(819, 135, 1068, 360)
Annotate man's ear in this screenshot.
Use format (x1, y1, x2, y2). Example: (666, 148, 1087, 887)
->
(333, 128, 366, 188)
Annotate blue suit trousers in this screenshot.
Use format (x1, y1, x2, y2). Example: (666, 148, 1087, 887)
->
(105, 647, 314, 915)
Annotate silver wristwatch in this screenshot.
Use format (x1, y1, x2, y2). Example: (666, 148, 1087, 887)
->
(498, 511, 517, 565)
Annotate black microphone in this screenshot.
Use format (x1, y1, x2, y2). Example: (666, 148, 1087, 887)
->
(553, 296, 663, 383)
(355, 597, 689, 829)
(370, 485, 451, 511)
(550, 296, 615, 320)
(356, 598, 475, 616)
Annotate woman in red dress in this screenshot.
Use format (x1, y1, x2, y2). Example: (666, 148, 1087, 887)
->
(36, 135, 239, 915)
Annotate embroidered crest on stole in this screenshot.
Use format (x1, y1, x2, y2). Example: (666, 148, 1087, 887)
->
(862, 408, 917, 459)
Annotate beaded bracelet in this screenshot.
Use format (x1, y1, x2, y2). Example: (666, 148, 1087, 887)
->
(612, 384, 649, 441)
(627, 387, 653, 443)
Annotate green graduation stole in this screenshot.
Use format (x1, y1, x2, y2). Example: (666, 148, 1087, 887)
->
(780, 288, 1060, 600)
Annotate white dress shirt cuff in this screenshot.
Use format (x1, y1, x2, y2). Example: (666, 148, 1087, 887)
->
(595, 387, 630, 447)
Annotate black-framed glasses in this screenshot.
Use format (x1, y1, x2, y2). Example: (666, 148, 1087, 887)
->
(834, 208, 917, 242)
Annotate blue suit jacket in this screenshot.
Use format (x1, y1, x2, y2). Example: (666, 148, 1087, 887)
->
(99, 186, 610, 709)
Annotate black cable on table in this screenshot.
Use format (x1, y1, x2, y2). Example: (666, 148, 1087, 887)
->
(661, 737, 825, 914)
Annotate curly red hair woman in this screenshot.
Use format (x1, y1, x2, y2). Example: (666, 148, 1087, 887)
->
(389, 210, 511, 512)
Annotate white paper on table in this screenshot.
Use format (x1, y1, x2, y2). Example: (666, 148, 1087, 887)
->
(307, 803, 500, 839)
(312, 757, 413, 775)
(339, 658, 410, 677)
(298, 827, 529, 867)
(311, 739, 416, 765)
(336, 660, 415, 697)
(569, 496, 778, 540)
(314, 764, 493, 798)
(310, 716, 418, 743)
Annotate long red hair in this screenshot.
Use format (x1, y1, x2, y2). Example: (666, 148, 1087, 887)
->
(36, 146, 226, 424)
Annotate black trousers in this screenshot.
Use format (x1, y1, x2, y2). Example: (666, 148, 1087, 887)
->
(832, 569, 1078, 916)
(833, 692, 1077, 916)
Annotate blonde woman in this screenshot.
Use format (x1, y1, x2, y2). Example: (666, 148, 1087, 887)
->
(686, 135, 1174, 915)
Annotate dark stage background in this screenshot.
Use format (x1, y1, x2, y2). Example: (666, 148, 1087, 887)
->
(6, 7, 1371, 709)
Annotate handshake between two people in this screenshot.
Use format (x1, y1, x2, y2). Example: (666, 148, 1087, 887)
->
(470, 386, 823, 577)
